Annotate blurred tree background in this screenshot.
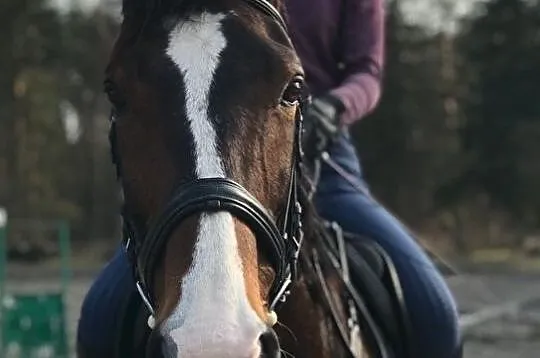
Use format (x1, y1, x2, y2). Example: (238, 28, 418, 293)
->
(0, 0, 119, 259)
(0, 0, 539, 263)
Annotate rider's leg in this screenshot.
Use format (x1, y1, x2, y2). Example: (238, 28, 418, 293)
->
(314, 131, 462, 358)
(77, 245, 135, 356)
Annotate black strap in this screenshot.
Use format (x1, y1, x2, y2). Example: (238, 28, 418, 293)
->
(311, 251, 363, 358)
(137, 177, 289, 301)
(314, 229, 394, 358)
(245, 0, 288, 31)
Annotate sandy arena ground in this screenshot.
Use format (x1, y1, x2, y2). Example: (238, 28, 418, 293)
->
(4, 271, 540, 357)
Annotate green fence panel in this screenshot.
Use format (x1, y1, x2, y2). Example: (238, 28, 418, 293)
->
(2, 293, 68, 358)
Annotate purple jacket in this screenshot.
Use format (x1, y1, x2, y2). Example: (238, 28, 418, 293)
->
(285, 0, 385, 125)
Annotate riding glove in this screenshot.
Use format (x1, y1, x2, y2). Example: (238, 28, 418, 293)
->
(303, 94, 345, 156)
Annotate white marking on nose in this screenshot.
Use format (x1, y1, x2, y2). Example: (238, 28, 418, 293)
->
(163, 12, 266, 357)
(162, 212, 264, 357)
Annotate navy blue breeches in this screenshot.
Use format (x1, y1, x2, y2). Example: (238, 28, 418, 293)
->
(77, 131, 462, 358)
(315, 131, 462, 358)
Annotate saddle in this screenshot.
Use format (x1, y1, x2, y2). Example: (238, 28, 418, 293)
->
(333, 227, 414, 358)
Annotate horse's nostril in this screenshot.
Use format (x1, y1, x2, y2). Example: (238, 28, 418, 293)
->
(259, 329, 280, 358)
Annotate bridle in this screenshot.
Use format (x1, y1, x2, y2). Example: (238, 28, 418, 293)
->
(109, 0, 306, 327)
(108, 2, 405, 357)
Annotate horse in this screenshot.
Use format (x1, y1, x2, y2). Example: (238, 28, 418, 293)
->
(77, 0, 409, 357)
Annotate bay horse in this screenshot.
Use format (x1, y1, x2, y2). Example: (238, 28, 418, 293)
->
(78, 0, 408, 357)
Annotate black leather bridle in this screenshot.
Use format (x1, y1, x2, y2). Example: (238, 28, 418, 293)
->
(109, 3, 406, 358)
(109, 0, 306, 324)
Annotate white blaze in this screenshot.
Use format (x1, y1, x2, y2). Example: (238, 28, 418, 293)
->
(162, 12, 265, 358)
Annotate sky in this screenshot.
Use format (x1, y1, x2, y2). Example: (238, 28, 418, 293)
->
(401, 0, 489, 33)
(48, 0, 102, 14)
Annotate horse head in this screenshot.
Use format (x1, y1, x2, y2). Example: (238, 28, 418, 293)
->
(105, 0, 308, 356)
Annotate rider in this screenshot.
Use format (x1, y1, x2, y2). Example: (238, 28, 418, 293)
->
(286, 0, 462, 357)
(77, 0, 462, 357)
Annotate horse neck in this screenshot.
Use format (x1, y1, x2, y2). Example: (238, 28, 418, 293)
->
(274, 207, 356, 358)
(274, 267, 351, 358)
(269, 183, 352, 357)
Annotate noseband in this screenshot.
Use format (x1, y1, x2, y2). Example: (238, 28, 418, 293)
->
(109, 0, 306, 325)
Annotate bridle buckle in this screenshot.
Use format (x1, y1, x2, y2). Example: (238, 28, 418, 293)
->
(269, 274, 293, 310)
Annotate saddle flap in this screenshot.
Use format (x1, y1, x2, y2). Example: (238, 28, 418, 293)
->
(344, 233, 414, 358)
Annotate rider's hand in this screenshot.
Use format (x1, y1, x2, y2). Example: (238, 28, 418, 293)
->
(302, 94, 345, 156)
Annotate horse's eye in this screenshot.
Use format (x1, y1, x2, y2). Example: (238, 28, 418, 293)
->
(281, 76, 305, 107)
(103, 79, 126, 111)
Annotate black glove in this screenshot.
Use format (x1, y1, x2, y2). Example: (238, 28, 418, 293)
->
(302, 94, 345, 158)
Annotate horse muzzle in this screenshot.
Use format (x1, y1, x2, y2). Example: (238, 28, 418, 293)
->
(148, 327, 281, 358)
